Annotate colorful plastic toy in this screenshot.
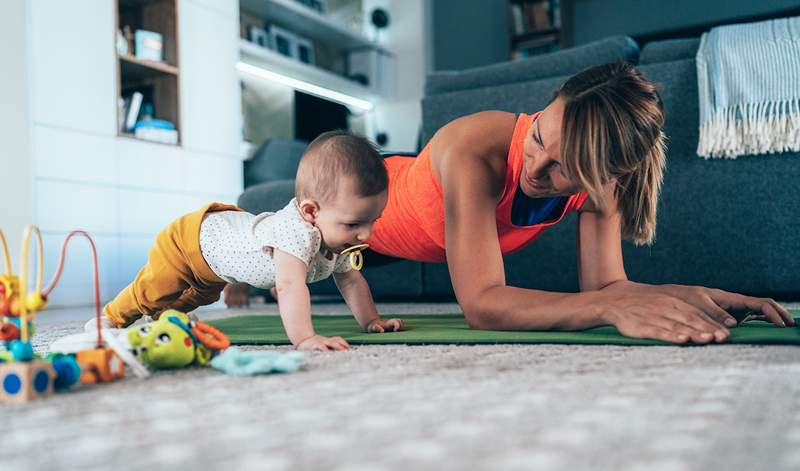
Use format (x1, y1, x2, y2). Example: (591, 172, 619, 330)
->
(0, 226, 54, 402)
(1, 227, 127, 403)
(46, 230, 126, 384)
(127, 310, 230, 369)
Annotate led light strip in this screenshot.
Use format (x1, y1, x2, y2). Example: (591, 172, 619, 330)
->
(236, 61, 374, 112)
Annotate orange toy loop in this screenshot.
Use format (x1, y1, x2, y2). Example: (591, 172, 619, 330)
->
(191, 321, 230, 351)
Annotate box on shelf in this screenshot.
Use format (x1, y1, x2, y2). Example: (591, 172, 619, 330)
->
(247, 25, 271, 49)
(135, 29, 164, 62)
(269, 24, 298, 58)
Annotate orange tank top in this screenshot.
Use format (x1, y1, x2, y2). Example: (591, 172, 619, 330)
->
(368, 112, 588, 263)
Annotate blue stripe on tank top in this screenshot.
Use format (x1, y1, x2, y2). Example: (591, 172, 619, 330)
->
(511, 183, 568, 226)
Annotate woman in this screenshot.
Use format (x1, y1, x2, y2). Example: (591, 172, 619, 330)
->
(364, 61, 793, 344)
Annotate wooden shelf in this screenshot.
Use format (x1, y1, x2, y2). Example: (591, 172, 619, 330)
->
(240, 0, 387, 53)
(238, 39, 380, 103)
(119, 54, 179, 80)
(116, 0, 180, 145)
(512, 28, 560, 46)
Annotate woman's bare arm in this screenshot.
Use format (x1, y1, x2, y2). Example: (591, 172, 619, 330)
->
(431, 112, 781, 343)
(432, 113, 612, 331)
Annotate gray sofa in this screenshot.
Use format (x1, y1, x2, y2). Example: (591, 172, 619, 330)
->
(239, 35, 800, 300)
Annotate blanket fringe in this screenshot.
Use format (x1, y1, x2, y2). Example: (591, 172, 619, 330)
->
(698, 98, 800, 159)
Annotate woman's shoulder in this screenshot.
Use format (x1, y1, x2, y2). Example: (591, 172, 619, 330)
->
(430, 111, 518, 166)
(429, 111, 518, 197)
(431, 111, 517, 152)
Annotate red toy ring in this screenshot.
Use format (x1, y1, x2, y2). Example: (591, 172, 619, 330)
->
(191, 321, 230, 350)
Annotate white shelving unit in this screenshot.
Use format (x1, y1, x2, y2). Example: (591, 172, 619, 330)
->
(239, 39, 378, 105)
(240, 0, 388, 53)
(238, 0, 392, 107)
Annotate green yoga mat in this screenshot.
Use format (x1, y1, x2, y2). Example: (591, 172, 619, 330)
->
(209, 311, 800, 346)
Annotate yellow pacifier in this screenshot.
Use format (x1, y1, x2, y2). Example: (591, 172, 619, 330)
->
(340, 244, 369, 271)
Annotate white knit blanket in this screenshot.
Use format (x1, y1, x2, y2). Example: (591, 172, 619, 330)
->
(696, 16, 800, 159)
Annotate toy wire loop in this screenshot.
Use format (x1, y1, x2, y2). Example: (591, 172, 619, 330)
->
(42, 230, 104, 347)
(0, 230, 12, 276)
(340, 243, 369, 271)
(19, 225, 44, 342)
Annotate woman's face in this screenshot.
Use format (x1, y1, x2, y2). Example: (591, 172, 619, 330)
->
(520, 97, 583, 198)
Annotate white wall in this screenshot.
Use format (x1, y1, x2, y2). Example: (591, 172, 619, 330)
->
(21, 0, 243, 307)
(362, 0, 429, 152)
(0, 1, 33, 268)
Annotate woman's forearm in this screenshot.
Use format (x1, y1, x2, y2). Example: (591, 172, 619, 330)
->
(463, 284, 612, 331)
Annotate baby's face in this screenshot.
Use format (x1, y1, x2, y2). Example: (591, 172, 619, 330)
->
(313, 181, 387, 254)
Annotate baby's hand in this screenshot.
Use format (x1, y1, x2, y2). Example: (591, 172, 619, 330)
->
(367, 318, 405, 333)
(223, 283, 250, 308)
(297, 335, 350, 352)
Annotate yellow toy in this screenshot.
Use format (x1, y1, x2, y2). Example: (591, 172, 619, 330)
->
(340, 243, 369, 271)
(127, 310, 229, 369)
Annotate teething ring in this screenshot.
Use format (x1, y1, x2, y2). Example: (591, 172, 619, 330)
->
(340, 244, 369, 271)
(191, 321, 230, 350)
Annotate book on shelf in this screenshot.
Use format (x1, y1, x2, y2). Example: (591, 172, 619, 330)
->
(511, 0, 560, 35)
(510, 4, 526, 35)
(124, 91, 143, 132)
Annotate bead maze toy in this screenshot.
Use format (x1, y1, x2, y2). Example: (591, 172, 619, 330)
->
(0, 227, 125, 403)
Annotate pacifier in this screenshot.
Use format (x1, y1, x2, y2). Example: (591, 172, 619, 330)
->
(340, 244, 369, 271)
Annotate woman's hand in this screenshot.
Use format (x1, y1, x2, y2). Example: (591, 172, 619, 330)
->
(600, 281, 794, 344)
(657, 283, 795, 327)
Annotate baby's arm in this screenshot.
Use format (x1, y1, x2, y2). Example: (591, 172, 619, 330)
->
(273, 249, 349, 351)
(333, 269, 405, 333)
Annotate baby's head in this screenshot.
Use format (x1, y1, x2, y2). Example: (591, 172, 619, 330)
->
(295, 131, 388, 254)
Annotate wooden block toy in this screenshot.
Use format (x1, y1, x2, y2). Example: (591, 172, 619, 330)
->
(0, 360, 56, 403)
(76, 348, 125, 384)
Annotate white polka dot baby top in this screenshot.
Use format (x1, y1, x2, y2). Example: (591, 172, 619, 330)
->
(199, 199, 352, 288)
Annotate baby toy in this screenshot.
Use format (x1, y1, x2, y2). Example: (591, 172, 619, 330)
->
(340, 243, 369, 271)
(1, 227, 127, 403)
(127, 310, 230, 369)
(0, 226, 56, 402)
(210, 347, 304, 376)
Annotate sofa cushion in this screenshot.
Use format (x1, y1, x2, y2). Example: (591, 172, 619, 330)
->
(425, 35, 639, 96)
(243, 139, 308, 188)
(639, 38, 701, 65)
(629, 58, 800, 296)
(422, 74, 568, 144)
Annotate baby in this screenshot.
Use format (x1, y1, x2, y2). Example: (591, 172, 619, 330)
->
(98, 131, 404, 351)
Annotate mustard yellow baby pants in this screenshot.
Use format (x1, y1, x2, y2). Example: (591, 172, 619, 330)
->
(104, 203, 240, 327)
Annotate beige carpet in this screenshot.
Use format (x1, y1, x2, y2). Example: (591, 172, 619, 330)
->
(3, 302, 800, 471)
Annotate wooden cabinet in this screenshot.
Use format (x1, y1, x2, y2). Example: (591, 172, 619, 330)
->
(116, 0, 181, 144)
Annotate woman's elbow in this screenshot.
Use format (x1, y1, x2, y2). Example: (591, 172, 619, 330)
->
(461, 300, 498, 330)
